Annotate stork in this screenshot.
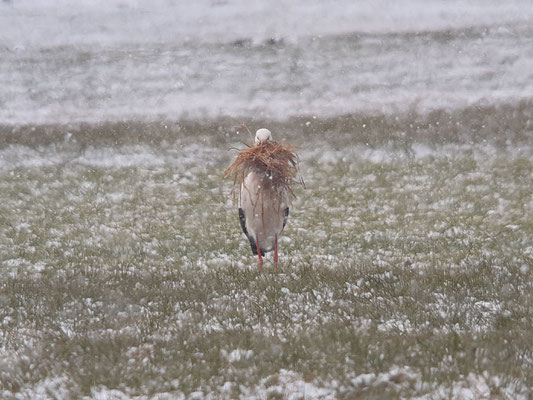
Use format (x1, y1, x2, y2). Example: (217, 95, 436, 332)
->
(238, 129, 289, 270)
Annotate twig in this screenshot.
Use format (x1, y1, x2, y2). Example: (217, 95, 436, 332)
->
(234, 124, 254, 141)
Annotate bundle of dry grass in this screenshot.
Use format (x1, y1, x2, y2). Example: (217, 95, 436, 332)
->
(225, 140, 302, 200)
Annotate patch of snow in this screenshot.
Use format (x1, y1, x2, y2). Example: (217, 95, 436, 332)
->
(243, 369, 336, 400)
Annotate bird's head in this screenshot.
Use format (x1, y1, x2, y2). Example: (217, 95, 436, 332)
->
(254, 128, 272, 145)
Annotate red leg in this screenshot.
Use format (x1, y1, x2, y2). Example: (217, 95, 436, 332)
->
(256, 235, 263, 269)
(274, 234, 279, 271)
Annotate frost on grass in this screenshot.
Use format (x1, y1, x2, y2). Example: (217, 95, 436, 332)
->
(0, 140, 532, 398)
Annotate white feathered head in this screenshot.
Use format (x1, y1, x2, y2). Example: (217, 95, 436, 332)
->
(254, 128, 272, 145)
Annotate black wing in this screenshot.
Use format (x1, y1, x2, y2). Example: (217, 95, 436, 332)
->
(238, 208, 264, 256)
(282, 207, 289, 231)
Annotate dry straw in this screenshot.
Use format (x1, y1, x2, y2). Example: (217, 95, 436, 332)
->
(224, 127, 303, 202)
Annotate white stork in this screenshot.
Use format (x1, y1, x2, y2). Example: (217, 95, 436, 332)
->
(238, 128, 289, 270)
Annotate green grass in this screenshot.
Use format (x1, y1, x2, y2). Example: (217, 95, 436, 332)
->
(1, 137, 532, 399)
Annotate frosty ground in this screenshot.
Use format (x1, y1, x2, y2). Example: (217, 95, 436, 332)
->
(1, 114, 532, 399)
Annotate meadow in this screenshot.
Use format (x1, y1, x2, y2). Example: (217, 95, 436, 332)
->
(1, 110, 532, 399)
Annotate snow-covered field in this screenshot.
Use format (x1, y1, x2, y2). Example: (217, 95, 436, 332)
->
(2, 0, 533, 398)
(2, 0, 533, 124)
(1, 121, 532, 398)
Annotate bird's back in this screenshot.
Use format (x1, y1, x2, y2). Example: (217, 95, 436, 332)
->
(239, 170, 289, 253)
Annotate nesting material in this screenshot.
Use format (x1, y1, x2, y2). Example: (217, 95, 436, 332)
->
(225, 140, 302, 201)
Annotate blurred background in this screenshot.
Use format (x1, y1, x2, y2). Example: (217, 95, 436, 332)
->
(1, 0, 532, 129)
